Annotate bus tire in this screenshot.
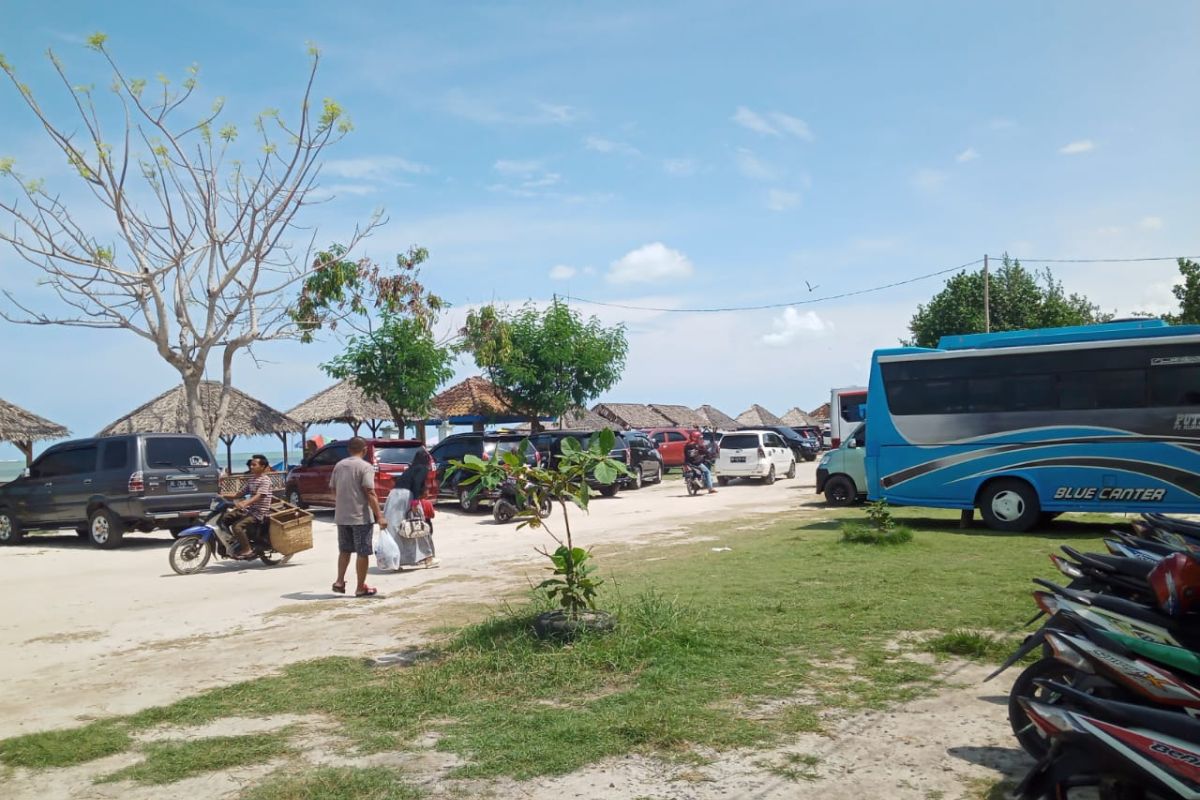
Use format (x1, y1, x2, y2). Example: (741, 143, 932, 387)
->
(978, 479, 1041, 533)
(824, 476, 856, 507)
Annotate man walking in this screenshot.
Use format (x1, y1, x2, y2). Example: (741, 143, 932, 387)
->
(330, 437, 386, 597)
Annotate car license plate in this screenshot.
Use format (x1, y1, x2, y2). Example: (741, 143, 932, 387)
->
(167, 479, 196, 492)
(731, 456, 746, 463)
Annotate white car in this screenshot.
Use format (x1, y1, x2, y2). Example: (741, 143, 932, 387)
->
(715, 430, 796, 485)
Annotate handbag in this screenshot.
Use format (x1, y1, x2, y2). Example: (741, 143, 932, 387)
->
(395, 500, 431, 539)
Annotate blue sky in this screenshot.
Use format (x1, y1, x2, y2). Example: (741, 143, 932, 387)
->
(1, 0, 1198, 460)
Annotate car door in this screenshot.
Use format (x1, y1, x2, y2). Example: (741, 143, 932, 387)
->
(431, 438, 472, 495)
(632, 436, 657, 478)
(307, 444, 349, 505)
(7, 451, 63, 525)
(50, 444, 99, 525)
(663, 431, 688, 467)
(767, 433, 790, 471)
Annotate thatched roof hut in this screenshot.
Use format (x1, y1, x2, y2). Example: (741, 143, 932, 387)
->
(99, 382, 302, 471)
(0, 397, 70, 466)
(694, 404, 738, 430)
(648, 404, 707, 427)
(430, 376, 543, 431)
(780, 407, 819, 427)
(592, 403, 672, 431)
(809, 402, 831, 424)
(287, 380, 398, 436)
(511, 405, 610, 432)
(735, 404, 784, 428)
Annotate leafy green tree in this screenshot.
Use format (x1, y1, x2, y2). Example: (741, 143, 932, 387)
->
(321, 314, 454, 434)
(291, 243, 451, 434)
(459, 299, 628, 430)
(1169, 258, 1200, 325)
(907, 255, 1110, 348)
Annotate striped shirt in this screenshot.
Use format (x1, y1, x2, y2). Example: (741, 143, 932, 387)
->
(245, 474, 274, 520)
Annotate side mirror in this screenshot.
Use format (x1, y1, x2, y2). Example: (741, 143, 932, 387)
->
(21, 468, 30, 478)
(847, 440, 858, 449)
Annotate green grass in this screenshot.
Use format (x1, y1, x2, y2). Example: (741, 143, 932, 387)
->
(241, 766, 422, 800)
(96, 731, 294, 785)
(840, 522, 915, 545)
(0, 506, 1111, 789)
(0, 721, 130, 768)
(923, 629, 1021, 663)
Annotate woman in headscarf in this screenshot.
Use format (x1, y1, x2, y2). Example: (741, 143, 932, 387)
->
(387, 448, 438, 569)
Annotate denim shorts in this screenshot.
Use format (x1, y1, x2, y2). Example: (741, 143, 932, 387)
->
(337, 523, 374, 557)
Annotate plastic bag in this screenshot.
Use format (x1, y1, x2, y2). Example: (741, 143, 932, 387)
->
(374, 525, 400, 570)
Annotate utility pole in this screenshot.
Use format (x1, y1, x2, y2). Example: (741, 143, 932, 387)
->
(983, 254, 991, 333)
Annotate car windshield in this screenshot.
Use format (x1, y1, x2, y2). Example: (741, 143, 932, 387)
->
(720, 434, 760, 450)
(145, 437, 211, 468)
(485, 440, 536, 461)
(375, 445, 420, 465)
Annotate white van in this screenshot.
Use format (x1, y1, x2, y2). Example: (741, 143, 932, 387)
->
(715, 430, 796, 485)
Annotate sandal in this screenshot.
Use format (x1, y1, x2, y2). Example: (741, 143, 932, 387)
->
(355, 586, 378, 597)
(331, 581, 346, 594)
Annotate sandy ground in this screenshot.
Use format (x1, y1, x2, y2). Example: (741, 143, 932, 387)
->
(0, 461, 1032, 798)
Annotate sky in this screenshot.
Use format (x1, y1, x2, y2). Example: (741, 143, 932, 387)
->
(1, 0, 1198, 460)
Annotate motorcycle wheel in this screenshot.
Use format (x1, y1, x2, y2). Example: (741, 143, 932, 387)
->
(493, 500, 516, 524)
(1009, 657, 1115, 759)
(537, 498, 553, 519)
(686, 476, 699, 496)
(169, 537, 212, 575)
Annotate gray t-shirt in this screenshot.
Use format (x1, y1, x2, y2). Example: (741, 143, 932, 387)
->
(330, 456, 376, 525)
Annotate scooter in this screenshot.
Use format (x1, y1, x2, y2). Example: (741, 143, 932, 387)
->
(492, 477, 553, 524)
(682, 463, 710, 496)
(168, 498, 291, 575)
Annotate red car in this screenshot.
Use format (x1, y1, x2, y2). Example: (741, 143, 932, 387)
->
(643, 427, 700, 469)
(284, 439, 438, 509)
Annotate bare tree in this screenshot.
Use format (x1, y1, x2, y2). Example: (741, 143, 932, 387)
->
(0, 34, 378, 447)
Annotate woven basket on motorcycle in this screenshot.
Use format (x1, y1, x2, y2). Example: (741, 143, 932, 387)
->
(267, 500, 314, 555)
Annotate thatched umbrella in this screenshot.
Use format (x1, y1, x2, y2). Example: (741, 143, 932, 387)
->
(736, 404, 784, 427)
(431, 376, 542, 432)
(98, 382, 302, 472)
(648, 404, 707, 428)
(286, 380, 397, 439)
(0, 398, 70, 467)
(592, 403, 673, 430)
(694, 404, 738, 430)
(780, 407, 819, 427)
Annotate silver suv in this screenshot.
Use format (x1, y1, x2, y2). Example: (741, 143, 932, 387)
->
(0, 433, 220, 548)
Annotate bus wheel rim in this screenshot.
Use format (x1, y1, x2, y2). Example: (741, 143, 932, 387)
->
(992, 491, 1025, 521)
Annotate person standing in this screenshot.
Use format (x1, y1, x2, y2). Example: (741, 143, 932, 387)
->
(392, 448, 438, 569)
(330, 437, 386, 597)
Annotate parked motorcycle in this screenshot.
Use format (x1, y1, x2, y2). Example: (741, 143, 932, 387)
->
(168, 498, 291, 575)
(682, 463, 709, 496)
(492, 477, 553, 524)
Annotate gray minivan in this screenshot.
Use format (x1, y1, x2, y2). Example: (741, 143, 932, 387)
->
(0, 433, 220, 548)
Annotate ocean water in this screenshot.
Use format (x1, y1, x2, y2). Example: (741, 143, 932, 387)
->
(0, 450, 290, 483)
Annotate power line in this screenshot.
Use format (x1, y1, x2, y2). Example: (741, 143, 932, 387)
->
(1012, 256, 1197, 264)
(570, 258, 986, 313)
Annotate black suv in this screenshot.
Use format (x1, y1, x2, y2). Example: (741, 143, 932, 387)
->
(429, 432, 539, 512)
(740, 425, 818, 462)
(611, 431, 663, 489)
(0, 433, 220, 548)
(528, 430, 624, 497)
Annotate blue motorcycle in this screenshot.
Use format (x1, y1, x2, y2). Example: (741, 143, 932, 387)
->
(168, 498, 291, 575)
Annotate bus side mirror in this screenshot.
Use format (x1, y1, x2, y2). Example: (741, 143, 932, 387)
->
(847, 440, 858, 449)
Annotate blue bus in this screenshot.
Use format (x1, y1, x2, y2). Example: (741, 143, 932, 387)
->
(864, 319, 1200, 531)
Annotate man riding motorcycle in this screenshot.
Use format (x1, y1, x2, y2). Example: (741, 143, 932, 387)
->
(223, 455, 273, 558)
(684, 432, 717, 494)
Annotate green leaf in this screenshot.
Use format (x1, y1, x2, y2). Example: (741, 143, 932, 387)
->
(560, 436, 581, 454)
(593, 462, 617, 485)
(86, 32, 108, 50)
(462, 454, 486, 468)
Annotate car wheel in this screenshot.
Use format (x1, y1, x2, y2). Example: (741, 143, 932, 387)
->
(598, 484, 619, 498)
(978, 479, 1041, 533)
(653, 463, 664, 483)
(763, 465, 776, 485)
(717, 476, 730, 486)
(286, 486, 307, 509)
(630, 466, 644, 490)
(0, 510, 24, 545)
(824, 476, 856, 506)
(88, 507, 126, 549)
(458, 487, 480, 513)
(786, 459, 796, 479)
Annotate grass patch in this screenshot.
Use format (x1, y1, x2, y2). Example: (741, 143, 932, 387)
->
(840, 522, 914, 545)
(0, 720, 131, 768)
(761, 752, 821, 781)
(924, 629, 1019, 663)
(97, 730, 294, 785)
(241, 766, 422, 800)
(0, 505, 1111, 783)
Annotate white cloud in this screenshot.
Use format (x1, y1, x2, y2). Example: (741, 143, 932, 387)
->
(520, 173, 561, 189)
(607, 242, 695, 284)
(662, 158, 697, 177)
(956, 147, 980, 163)
(732, 107, 814, 141)
(323, 183, 380, 196)
(761, 308, 831, 346)
(1095, 225, 1123, 236)
(735, 148, 778, 181)
(548, 264, 577, 280)
(444, 90, 579, 125)
(766, 189, 800, 211)
(493, 159, 543, 176)
(912, 168, 948, 192)
(323, 156, 430, 178)
(1140, 216, 1165, 231)
(584, 136, 639, 156)
(1059, 139, 1095, 155)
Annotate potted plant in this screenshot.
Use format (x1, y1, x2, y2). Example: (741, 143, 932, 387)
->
(451, 428, 629, 639)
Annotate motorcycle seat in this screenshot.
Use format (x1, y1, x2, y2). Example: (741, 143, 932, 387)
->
(1061, 546, 1154, 580)
(1040, 678, 1200, 743)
